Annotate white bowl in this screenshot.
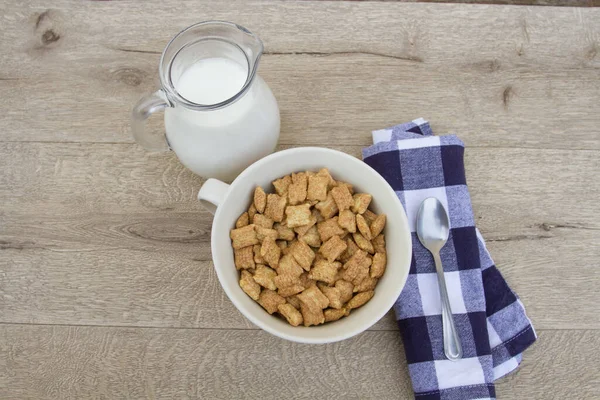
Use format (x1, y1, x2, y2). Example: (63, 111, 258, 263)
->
(198, 147, 412, 344)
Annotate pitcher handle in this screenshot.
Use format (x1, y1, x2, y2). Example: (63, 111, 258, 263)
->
(198, 179, 231, 214)
(131, 90, 172, 151)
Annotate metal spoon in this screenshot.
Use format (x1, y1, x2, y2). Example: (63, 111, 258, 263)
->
(416, 197, 463, 361)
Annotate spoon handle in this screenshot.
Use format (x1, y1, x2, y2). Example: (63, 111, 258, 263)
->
(433, 252, 463, 361)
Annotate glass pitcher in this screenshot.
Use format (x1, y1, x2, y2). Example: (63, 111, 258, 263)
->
(132, 21, 280, 182)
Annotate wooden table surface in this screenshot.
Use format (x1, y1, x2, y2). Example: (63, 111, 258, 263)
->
(1, 0, 599, 398)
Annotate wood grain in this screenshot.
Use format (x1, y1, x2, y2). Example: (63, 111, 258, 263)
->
(0, 325, 598, 399)
(317, 0, 596, 7)
(0, 143, 598, 330)
(0, 1, 598, 149)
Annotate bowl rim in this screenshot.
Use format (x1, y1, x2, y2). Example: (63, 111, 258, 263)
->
(211, 147, 412, 343)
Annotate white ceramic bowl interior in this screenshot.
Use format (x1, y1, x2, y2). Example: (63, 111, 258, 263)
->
(209, 147, 412, 344)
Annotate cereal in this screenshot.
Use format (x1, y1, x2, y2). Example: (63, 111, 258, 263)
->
(300, 303, 325, 327)
(297, 286, 329, 311)
(370, 214, 386, 238)
(315, 192, 339, 219)
(240, 270, 261, 301)
(330, 185, 353, 211)
(253, 244, 265, 264)
(319, 235, 347, 262)
(308, 259, 341, 285)
(354, 276, 378, 293)
(290, 240, 315, 271)
(274, 222, 295, 241)
(265, 193, 287, 222)
(317, 217, 344, 242)
(235, 212, 249, 228)
(278, 303, 303, 326)
(307, 175, 329, 201)
(353, 232, 375, 254)
(372, 234, 386, 254)
(232, 169, 388, 326)
(253, 213, 274, 229)
(230, 224, 259, 249)
(234, 246, 255, 270)
(324, 308, 347, 322)
(335, 280, 354, 304)
(300, 225, 321, 248)
(253, 264, 278, 290)
(338, 209, 356, 233)
(254, 186, 267, 213)
(278, 284, 305, 298)
(355, 214, 372, 240)
(260, 237, 281, 268)
(346, 291, 374, 310)
(272, 175, 292, 196)
(278, 254, 303, 277)
(258, 289, 286, 314)
(255, 226, 278, 242)
(371, 252, 387, 278)
(351, 193, 372, 214)
(288, 172, 308, 205)
(285, 203, 312, 228)
(320, 286, 343, 309)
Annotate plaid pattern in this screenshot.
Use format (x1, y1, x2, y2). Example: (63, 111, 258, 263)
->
(363, 119, 536, 400)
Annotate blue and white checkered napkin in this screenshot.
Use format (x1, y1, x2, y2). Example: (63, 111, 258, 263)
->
(362, 119, 536, 400)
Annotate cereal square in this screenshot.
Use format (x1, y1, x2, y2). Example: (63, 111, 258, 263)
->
(255, 226, 278, 242)
(300, 303, 325, 327)
(320, 286, 343, 309)
(330, 185, 354, 211)
(278, 284, 305, 298)
(346, 291, 374, 310)
(307, 175, 329, 201)
(342, 250, 371, 285)
(370, 214, 386, 238)
(234, 246, 255, 270)
(340, 237, 359, 263)
(315, 192, 339, 219)
(272, 175, 292, 196)
(335, 181, 354, 195)
(335, 280, 354, 304)
(290, 240, 315, 271)
(317, 217, 345, 242)
(324, 308, 347, 322)
(235, 212, 249, 228)
(230, 224, 258, 249)
(253, 244, 265, 264)
(240, 270, 261, 301)
(308, 259, 341, 285)
(253, 264, 278, 291)
(372, 234, 386, 254)
(299, 272, 316, 289)
(258, 289, 286, 314)
(254, 186, 267, 213)
(293, 210, 317, 236)
(273, 273, 300, 289)
(363, 209, 377, 224)
(319, 235, 348, 262)
(288, 172, 308, 205)
(260, 237, 281, 268)
(278, 303, 303, 326)
(248, 203, 257, 221)
(355, 214, 372, 240)
(253, 213, 274, 229)
(353, 232, 375, 254)
(297, 286, 330, 310)
(371, 252, 387, 278)
(317, 168, 335, 189)
(278, 254, 304, 277)
(285, 203, 312, 228)
(338, 209, 356, 233)
(274, 222, 295, 241)
(354, 276, 378, 293)
(300, 225, 321, 248)
(351, 193, 372, 214)
(264, 194, 287, 222)
(287, 295, 301, 309)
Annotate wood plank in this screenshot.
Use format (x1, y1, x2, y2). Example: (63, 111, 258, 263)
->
(0, 325, 597, 399)
(323, 0, 595, 7)
(0, 142, 598, 329)
(0, 1, 598, 149)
